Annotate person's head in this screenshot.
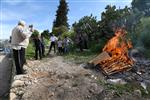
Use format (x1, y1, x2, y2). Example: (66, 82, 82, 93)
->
(64, 36, 67, 38)
(51, 34, 54, 37)
(18, 20, 26, 27)
(41, 33, 44, 38)
(58, 37, 61, 41)
(29, 24, 33, 28)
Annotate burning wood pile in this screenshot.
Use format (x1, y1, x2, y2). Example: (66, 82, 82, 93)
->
(90, 28, 134, 75)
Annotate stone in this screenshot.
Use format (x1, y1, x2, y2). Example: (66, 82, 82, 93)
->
(133, 89, 142, 97)
(107, 78, 127, 85)
(140, 82, 149, 94)
(14, 75, 28, 80)
(24, 80, 32, 85)
(89, 83, 103, 94)
(79, 63, 88, 68)
(17, 90, 24, 95)
(12, 80, 25, 88)
(9, 93, 17, 100)
(49, 92, 54, 97)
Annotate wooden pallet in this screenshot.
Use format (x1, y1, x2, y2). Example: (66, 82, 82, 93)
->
(89, 52, 133, 75)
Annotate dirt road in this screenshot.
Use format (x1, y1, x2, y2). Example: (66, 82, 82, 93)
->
(10, 55, 104, 100)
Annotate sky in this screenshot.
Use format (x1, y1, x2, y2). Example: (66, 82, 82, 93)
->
(0, 0, 132, 39)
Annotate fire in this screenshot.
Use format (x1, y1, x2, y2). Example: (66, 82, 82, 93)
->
(99, 28, 134, 75)
(89, 28, 134, 75)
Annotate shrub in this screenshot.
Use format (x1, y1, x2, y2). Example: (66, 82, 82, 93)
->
(129, 17, 150, 58)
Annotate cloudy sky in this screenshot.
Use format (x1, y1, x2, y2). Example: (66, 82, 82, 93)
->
(0, 0, 132, 39)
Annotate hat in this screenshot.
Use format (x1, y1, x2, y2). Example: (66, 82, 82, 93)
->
(18, 20, 26, 26)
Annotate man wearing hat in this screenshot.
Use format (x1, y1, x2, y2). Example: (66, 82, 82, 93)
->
(11, 20, 33, 74)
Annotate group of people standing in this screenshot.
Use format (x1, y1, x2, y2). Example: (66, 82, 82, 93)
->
(33, 33, 72, 60)
(11, 20, 72, 75)
(32, 33, 45, 60)
(48, 34, 72, 55)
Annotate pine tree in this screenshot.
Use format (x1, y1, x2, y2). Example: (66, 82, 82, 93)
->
(53, 0, 69, 28)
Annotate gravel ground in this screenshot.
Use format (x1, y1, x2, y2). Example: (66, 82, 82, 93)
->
(9, 54, 150, 100)
(10, 55, 104, 100)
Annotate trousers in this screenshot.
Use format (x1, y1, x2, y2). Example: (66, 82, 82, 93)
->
(13, 47, 25, 74)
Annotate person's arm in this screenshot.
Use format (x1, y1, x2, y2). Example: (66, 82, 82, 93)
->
(19, 27, 33, 39)
(55, 36, 58, 41)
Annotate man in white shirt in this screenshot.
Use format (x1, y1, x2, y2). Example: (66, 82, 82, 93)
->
(47, 34, 57, 54)
(11, 20, 33, 74)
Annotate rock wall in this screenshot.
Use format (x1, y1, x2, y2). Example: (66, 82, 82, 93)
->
(0, 54, 13, 99)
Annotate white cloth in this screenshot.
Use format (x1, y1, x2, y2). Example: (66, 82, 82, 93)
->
(63, 38, 70, 46)
(11, 25, 32, 50)
(57, 40, 63, 47)
(50, 36, 57, 42)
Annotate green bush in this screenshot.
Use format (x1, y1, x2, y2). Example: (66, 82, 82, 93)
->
(90, 37, 108, 53)
(62, 30, 75, 39)
(26, 42, 34, 59)
(129, 17, 150, 58)
(31, 30, 39, 38)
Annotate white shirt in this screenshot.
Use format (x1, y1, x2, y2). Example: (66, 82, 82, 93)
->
(63, 38, 70, 46)
(11, 25, 32, 50)
(57, 40, 63, 47)
(50, 36, 57, 42)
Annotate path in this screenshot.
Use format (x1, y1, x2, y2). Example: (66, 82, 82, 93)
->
(10, 55, 104, 100)
(0, 54, 13, 99)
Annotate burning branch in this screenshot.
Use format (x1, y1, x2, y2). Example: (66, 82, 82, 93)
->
(90, 28, 134, 75)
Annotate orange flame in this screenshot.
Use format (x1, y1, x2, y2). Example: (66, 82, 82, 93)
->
(99, 28, 133, 75)
(103, 28, 133, 64)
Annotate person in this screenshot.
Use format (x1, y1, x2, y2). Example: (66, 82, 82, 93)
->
(33, 34, 42, 60)
(79, 35, 83, 52)
(47, 34, 57, 54)
(24, 25, 33, 64)
(77, 34, 83, 52)
(57, 37, 63, 55)
(82, 33, 88, 49)
(63, 36, 72, 53)
(40, 34, 45, 57)
(9, 36, 12, 43)
(11, 20, 33, 74)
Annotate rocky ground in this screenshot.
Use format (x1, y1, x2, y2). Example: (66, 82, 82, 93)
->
(10, 53, 150, 100)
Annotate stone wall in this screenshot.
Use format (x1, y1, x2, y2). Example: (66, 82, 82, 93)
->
(0, 54, 13, 99)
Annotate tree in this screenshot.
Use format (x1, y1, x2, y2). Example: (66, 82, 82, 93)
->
(31, 30, 39, 38)
(98, 5, 132, 38)
(41, 30, 50, 39)
(53, 0, 69, 29)
(52, 25, 68, 36)
(72, 14, 98, 40)
(132, 0, 150, 16)
(98, 5, 120, 38)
